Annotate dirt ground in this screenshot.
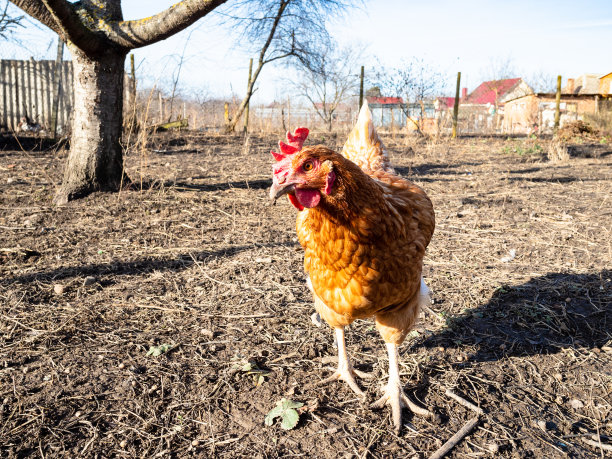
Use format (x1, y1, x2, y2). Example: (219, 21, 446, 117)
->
(1, 132, 611, 458)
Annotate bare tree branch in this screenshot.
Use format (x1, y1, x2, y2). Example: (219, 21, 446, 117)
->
(371, 57, 445, 136)
(222, 0, 361, 132)
(291, 43, 361, 131)
(525, 70, 557, 93)
(10, 0, 229, 55)
(40, 0, 107, 54)
(109, 0, 228, 49)
(0, 0, 24, 40)
(9, 0, 60, 33)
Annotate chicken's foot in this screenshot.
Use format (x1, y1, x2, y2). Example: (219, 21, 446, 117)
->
(317, 327, 367, 397)
(371, 343, 433, 433)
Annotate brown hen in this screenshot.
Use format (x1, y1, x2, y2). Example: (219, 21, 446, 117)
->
(270, 102, 435, 432)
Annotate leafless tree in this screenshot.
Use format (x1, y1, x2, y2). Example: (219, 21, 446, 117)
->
(373, 57, 445, 134)
(9, 0, 228, 204)
(479, 55, 519, 108)
(291, 44, 361, 132)
(525, 70, 557, 93)
(221, 0, 361, 133)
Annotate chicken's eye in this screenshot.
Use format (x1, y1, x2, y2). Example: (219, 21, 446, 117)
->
(303, 161, 314, 172)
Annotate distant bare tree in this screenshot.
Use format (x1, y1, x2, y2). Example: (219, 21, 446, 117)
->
(292, 44, 361, 131)
(374, 57, 445, 134)
(525, 70, 557, 93)
(479, 55, 518, 109)
(481, 55, 517, 81)
(221, 0, 361, 133)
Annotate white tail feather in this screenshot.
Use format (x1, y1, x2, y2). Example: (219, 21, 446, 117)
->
(419, 277, 432, 308)
(340, 101, 394, 173)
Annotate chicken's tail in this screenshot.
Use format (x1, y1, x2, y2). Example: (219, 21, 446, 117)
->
(418, 277, 432, 310)
(340, 100, 394, 173)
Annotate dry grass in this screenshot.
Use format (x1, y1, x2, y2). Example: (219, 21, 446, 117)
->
(0, 133, 611, 458)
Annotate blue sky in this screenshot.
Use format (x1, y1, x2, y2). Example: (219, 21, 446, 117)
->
(3, 0, 610, 102)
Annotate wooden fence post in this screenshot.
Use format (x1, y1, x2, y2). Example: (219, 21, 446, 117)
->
(130, 54, 136, 105)
(51, 39, 64, 138)
(554, 75, 562, 132)
(359, 65, 364, 109)
(452, 71, 461, 139)
(244, 58, 253, 134)
(159, 92, 163, 123)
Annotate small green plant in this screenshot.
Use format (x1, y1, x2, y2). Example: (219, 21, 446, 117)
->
(502, 142, 543, 156)
(239, 361, 271, 386)
(146, 344, 174, 357)
(265, 398, 304, 430)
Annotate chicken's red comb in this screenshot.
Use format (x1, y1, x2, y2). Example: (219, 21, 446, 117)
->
(271, 127, 309, 161)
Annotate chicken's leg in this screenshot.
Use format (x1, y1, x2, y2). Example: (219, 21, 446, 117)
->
(318, 327, 368, 397)
(371, 342, 433, 432)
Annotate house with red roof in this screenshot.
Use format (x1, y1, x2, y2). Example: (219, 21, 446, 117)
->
(464, 78, 532, 107)
(456, 78, 533, 132)
(435, 88, 468, 112)
(366, 96, 404, 105)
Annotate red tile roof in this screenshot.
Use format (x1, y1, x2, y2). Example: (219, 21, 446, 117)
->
(465, 78, 521, 104)
(437, 97, 456, 108)
(367, 96, 404, 104)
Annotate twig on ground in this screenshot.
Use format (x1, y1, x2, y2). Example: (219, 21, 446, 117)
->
(582, 436, 612, 452)
(445, 388, 485, 415)
(421, 303, 445, 323)
(429, 416, 480, 459)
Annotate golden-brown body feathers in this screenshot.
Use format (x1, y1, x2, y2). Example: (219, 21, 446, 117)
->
(295, 145, 434, 344)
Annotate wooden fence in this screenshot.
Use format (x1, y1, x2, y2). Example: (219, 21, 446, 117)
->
(0, 59, 73, 133)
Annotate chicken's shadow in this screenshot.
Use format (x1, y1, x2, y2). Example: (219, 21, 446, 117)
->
(1, 242, 293, 287)
(135, 178, 271, 193)
(396, 162, 481, 177)
(416, 270, 611, 362)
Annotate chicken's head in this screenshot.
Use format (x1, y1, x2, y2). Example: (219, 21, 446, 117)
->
(270, 128, 336, 211)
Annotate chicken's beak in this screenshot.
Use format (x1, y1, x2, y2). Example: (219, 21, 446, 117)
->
(269, 181, 295, 205)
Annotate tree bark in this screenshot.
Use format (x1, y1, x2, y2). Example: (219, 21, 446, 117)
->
(54, 45, 128, 205)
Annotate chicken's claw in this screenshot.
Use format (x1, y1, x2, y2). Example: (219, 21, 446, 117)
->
(314, 327, 369, 398)
(371, 382, 433, 433)
(318, 365, 366, 397)
(353, 368, 374, 379)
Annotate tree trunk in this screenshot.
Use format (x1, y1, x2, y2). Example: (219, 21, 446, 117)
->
(54, 46, 128, 205)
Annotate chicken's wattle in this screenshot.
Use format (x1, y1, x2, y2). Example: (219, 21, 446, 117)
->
(294, 188, 320, 208)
